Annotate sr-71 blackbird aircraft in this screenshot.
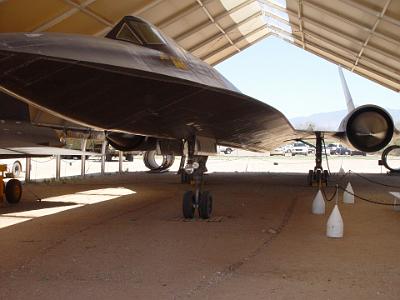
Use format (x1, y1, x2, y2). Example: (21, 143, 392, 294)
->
(0, 16, 396, 218)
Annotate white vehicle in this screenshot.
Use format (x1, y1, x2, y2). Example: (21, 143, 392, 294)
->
(291, 142, 309, 156)
(270, 147, 285, 156)
(0, 159, 24, 178)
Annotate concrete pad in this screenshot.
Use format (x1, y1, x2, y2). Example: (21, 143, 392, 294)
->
(0, 169, 399, 299)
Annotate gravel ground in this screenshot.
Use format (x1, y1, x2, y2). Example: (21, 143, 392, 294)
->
(0, 156, 399, 299)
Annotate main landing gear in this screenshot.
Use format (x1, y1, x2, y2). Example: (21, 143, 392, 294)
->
(307, 132, 329, 186)
(180, 139, 212, 219)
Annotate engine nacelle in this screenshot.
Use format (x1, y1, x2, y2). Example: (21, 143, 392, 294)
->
(339, 105, 394, 152)
(106, 132, 157, 151)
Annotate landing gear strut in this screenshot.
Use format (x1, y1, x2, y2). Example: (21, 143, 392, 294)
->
(307, 132, 329, 186)
(181, 138, 212, 219)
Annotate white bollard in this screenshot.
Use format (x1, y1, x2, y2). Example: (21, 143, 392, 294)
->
(312, 189, 325, 215)
(326, 204, 344, 238)
(343, 182, 355, 204)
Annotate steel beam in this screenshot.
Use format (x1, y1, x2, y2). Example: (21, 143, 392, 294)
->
(175, 0, 254, 42)
(297, 0, 305, 49)
(196, 0, 239, 52)
(155, 0, 214, 28)
(261, 0, 399, 62)
(269, 23, 399, 78)
(81, 138, 87, 177)
(189, 11, 262, 53)
(63, 0, 113, 27)
(101, 140, 107, 174)
(263, 0, 399, 72)
(352, 0, 392, 71)
(56, 155, 61, 180)
(32, 0, 97, 32)
(270, 13, 399, 76)
(201, 24, 268, 61)
(118, 151, 123, 173)
(210, 32, 271, 66)
(302, 0, 400, 47)
(272, 31, 399, 92)
(25, 157, 31, 183)
(337, 0, 400, 28)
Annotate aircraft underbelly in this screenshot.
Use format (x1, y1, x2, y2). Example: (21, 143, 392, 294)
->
(0, 51, 296, 152)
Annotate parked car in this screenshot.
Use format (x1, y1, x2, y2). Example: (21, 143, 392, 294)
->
(336, 146, 351, 155)
(350, 150, 367, 156)
(270, 147, 285, 156)
(327, 143, 350, 155)
(291, 142, 309, 156)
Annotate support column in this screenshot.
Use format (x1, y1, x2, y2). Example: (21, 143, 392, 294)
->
(25, 157, 31, 183)
(101, 140, 107, 174)
(56, 155, 61, 180)
(118, 151, 123, 173)
(81, 138, 87, 177)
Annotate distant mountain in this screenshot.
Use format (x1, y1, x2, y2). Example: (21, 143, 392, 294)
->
(290, 109, 400, 131)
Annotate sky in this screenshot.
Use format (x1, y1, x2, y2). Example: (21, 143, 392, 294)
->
(215, 36, 400, 119)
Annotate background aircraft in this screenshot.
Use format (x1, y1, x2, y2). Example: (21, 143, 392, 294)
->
(0, 16, 395, 218)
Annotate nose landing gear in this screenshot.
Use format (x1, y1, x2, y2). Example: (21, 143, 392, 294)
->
(307, 132, 329, 186)
(181, 138, 212, 219)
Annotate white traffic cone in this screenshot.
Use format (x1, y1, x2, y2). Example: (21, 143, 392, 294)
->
(312, 189, 325, 215)
(343, 182, 354, 204)
(339, 167, 345, 175)
(326, 204, 344, 238)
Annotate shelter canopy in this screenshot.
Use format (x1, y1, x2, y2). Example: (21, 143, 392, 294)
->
(0, 0, 398, 92)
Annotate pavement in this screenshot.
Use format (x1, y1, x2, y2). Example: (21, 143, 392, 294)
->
(0, 156, 400, 299)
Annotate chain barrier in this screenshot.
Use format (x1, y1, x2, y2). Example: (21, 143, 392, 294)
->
(350, 171, 400, 189)
(320, 170, 400, 206)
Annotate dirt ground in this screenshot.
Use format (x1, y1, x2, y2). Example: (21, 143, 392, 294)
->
(1, 167, 400, 299)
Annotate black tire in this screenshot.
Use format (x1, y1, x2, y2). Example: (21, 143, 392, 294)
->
(106, 154, 113, 161)
(11, 161, 22, 177)
(199, 191, 213, 219)
(315, 169, 322, 184)
(180, 172, 191, 184)
(307, 170, 313, 186)
(125, 154, 134, 162)
(183, 191, 195, 219)
(5, 179, 22, 204)
(323, 170, 329, 186)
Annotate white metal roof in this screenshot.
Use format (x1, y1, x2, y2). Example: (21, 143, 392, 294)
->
(0, 0, 398, 92)
(260, 0, 399, 92)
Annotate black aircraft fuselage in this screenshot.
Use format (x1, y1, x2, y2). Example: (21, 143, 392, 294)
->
(0, 16, 394, 154)
(0, 16, 297, 153)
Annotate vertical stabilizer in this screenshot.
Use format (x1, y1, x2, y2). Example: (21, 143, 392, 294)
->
(338, 67, 356, 112)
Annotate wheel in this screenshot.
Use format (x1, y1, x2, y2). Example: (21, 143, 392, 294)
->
(307, 170, 313, 186)
(180, 172, 191, 184)
(5, 179, 22, 204)
(106, 154, 113, 161)
(182, 191, 195, 219)
(125, 154, 134, 162)
(11, 161, 22, 177)
(225, 148, 232, 154)
(323, 170, 329, 186)
(199, 191, 213, 219)
(315, 170, 322, 184)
